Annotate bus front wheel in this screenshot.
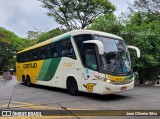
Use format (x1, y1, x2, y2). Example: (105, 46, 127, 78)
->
(67, 79, 79, 96)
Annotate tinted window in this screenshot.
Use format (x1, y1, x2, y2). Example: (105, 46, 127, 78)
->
(17, 37, 76, 63)
(32, 49, 39, 60)
(50, 43, 58, 58)
(73, 34, 92, 53)
(60, 38, 76, 59)
(73, 34, 92, 63)
(40, 45, 50, 60)
(25, 52, 30, 62)
(85, 48, 98, 70)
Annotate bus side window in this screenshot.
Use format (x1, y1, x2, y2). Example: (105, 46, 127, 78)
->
(40, 47, 46, 59)
(21, 54, 26, 62)
(60, 38, 76, 59)
(33, 49, 38, 60)
(40, 45, 50, 59)
(25, 52, 30, 62)
(29, 52, 33, 61)
(50, 43, 58, 58)
(46, 46, 50, 58)
(73, 34, 92, 62)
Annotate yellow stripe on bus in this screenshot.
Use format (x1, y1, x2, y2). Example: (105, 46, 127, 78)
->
(107, 75, 125, 82)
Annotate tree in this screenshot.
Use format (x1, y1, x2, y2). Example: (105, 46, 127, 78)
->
(129, 0, 160, 16)
(27, 31, 39, 40)
(39, 0, 115, 30)
(36, 28, 66, 43)
(89, 11, 160, 82)
(0, 27, 31, 70)
(126, 0, 160, 82)
(121, 12, 160, 82)
(90, 13, 124, 36)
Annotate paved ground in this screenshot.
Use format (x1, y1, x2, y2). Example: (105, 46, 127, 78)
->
(0, 76, 160, 119)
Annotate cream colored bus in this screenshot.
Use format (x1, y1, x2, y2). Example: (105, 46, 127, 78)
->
(16, 30, 140, 95)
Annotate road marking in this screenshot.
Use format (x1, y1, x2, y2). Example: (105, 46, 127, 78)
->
(0, 100, 8, 104)
(0, 101, 94, 118)
(0, 101, 60, 109)
(0, 101, 94, 110)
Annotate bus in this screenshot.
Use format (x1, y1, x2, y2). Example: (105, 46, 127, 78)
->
(16, 30, 140, 95)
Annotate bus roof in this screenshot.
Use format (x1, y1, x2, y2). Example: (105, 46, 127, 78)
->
(17, 30, 123, 54)
(68, 30, 123, 40)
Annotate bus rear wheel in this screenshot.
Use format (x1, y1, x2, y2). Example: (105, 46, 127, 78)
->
(26, 76, 32, 87)
(67, 79, 79, 96)
(22, 76, 27, 85)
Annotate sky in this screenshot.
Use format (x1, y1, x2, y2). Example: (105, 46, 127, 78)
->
(0, 0, 134, 38)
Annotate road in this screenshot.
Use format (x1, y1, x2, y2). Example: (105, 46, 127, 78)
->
(0, 76, 160, 119)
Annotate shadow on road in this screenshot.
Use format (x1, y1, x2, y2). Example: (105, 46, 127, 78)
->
(82, 92, 130, 101)
(21, 83, 130, 101)
(21, 83, 68, 94)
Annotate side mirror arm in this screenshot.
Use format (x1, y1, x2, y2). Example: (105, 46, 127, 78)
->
(127, 45, 140, 58)
(83, 40, 104, 55)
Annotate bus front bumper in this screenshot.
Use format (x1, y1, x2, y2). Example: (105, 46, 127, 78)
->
(99, 78, 134, 95)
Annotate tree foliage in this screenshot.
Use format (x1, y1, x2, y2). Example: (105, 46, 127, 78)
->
(36, 28, 66, 43)
(129, 0, 160, 16)
(90, 13, 124, 36)
(39, 0, 115, 30)
(0, 27, 31, 70)
(90, 12, 160, 81)
(122, 13, 160, 67)
(123, 13, 160, 81)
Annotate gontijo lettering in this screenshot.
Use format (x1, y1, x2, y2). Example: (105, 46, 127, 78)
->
(23, 63, 37, 68)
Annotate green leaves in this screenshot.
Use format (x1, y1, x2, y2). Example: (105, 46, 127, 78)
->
(90, 13, 124, 36)
(90, 11, 160, 81)
(0, 27, 31, 70)
(36, 28, 65, 43)
(132, 0, 160, 16)
(39, 0, 115, 30)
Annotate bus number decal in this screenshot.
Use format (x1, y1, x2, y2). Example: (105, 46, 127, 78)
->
(83, 83, 96, 92)
(23, 63, 37, 69)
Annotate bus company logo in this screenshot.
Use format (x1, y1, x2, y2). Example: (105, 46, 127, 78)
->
(63, 62, 75, 67)
(23, 63, 37, 69)
(2, 111, 11, 116)
(83, 83, 96, 92)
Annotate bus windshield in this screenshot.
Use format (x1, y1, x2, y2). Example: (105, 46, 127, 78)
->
(93, 35, 131, 75)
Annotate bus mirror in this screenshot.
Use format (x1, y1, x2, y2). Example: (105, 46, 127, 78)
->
(127, 45, 140, 58)
(83, 40, 104, 55)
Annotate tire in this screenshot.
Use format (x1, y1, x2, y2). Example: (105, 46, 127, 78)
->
(22, 76, 27, 86)
(26, 76, 32, 87)
(67, 79, 79, 96)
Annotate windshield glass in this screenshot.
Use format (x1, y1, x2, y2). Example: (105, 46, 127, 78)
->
(93, 35, 131, 75)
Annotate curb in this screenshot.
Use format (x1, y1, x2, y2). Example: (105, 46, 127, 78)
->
(135, 84, 160, 87)
(135, 84, 154, 87)
(154, 84, 160, 87)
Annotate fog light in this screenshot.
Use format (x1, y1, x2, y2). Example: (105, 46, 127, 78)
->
(106, 80, 110, 83)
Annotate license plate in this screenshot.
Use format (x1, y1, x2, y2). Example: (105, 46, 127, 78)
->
(121, 86, 127, 91)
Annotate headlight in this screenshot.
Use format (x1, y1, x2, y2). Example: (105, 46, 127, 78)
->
(98, 73, 110, 82)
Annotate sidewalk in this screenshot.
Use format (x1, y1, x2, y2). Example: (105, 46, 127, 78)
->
(0, 76, 3, 79)
(154, 84, 160, 87)
(0, 75, 18, 87)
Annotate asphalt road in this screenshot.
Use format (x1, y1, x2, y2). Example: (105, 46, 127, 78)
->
(0, 76, 160, 119)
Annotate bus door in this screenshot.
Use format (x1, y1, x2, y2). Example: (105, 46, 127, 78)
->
(82, 45, 99, 94)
